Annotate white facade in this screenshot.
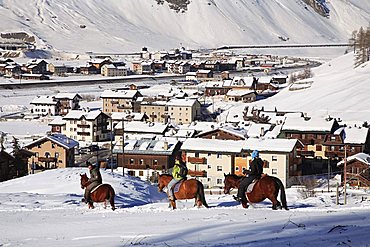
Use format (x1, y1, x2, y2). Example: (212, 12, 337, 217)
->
(30, 95, 59, 116)
(101, 64, 128, 77)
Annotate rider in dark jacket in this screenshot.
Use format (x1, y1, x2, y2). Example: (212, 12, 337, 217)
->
(84, 162, 102, 204)
(235, 150, 264, 203)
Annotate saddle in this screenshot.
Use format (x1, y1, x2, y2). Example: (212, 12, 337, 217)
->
(172, 179, 186, 194)
(246, 174, 266, 193)
(90, 184, 104, 193)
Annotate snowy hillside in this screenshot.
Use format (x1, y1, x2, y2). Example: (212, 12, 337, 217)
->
(222, 52, 370, 123)
(1, 168, 370, 246)
(0, 0, 369, 53)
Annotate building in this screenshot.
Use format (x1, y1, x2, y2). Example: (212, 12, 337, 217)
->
(30, 95, 60, 116)
(101, 89, 142, 114)
(24, 134, 78, 172)
(54, 93, 82, 116)
(114, 139, 182, 180)
(337, 153, 370, 187)
(166, 98, 201, 124)
(101, 64, 128, 77)
(225, 89, 256, 103)
(62, 110, 111, 142)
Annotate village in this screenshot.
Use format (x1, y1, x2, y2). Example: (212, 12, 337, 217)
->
(0, 46, 369, 193)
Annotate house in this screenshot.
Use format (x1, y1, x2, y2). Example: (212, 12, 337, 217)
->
(204, 81, 229, 96)
(62, 110, 111, 142)
(54, 93, 82, 116)
(48, 63, 69, 75)
(140, 100, 168, 123)
(17, 74, 50, 80)
(24, 134, 79, 172)
(195, 126, 247, 140)
(23, 59, 48, 74)
(48, 116, 66, 133)
(141, 61, 154, 74)
(101, 64, 127, 77)
(225, 89, 256, 103)
(4, 64, 21, 77)
(181, 138, 247, 188)
(166, 98, 201, 124)
(30, 95, 60, 116)
(337, 153, 370, 187)
(111, 112, 149, 126)
(131, 61, 143, 74)
(229, 76, 257, 90)
(100, 89, 142, 114)
(113, 139, 182, 180)
(185, 72, 197, 81)
(0, 149, 32, 181)
(114, 121, 170, 138)
(79, 64, 98, 75)
(196, 70, 213, 80)
(88, 58, 111, 72)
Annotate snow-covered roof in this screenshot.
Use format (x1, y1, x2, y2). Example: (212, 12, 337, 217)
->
(111, 112, 147, 121)
(48, 116, 66, 126)
(25, 134, 79, 150)
(246, 123, 272, 138)
(258, 76, 273, 84)
(334, 126, 369, 144)
(231, 76, 254, 87)
(114, 121, 169, 134)
(30, 95, 57, 105)
(282, 117, 335, 132)
(114, 139, 179, 155)
(337, 153, 370, 166)
(244, 138, 300, 153)
(54, 93, 81, 100)
(181, 138, 245, 153)
(226, 89, 255, 97)
(166, 98, 198, 107)
(63, 110, 105, 120)
(100, 89, 139, 99)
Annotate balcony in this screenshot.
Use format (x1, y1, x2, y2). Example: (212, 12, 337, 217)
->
(77, 131, 90, 136)
(187, 157, 207, 164)
(38, 157, 57, 162)
(77, 124, 90, 128)
(188, 169, 207, 177)
(296, 150, 315, 157)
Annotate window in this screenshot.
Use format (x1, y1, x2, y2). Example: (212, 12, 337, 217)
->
(130, 159, 134, 165)
(208, 153, 211, 156)
(217, 153, 222, 159)
(235, 167, 239, 171)
(195, 152, 199, 158)
(153, 160, 158, 166)
(139, 171, 144, 176)
(272, 169, 278, 175)
(208, 178, 211, 182)
(331, 136, 336, 141)
(140, 159, 144, 165)
(217, 166, 222, 171)
(55, 152, 59, 158)
(51, 144, 55, 148)
(263, 161, 269, 168)
(208, 164, 211, 169)
(217, 179, 223, 184)
(272, 156, 277, 161)
(35, 152, 39, 157)
(316, 145, 322, 151)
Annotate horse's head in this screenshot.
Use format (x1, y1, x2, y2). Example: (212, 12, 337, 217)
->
(80, 173, 88, 189)
(223, 173, 242, 194)
(157, 174, 172, 192)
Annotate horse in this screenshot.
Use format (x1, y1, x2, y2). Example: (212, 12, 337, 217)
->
(223, 173, 288, 210)
(80, 173, 116, 210)
(157, 174, 209, 209)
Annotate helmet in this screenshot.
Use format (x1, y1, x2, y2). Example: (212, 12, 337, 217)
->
(251, 150, 259, 159)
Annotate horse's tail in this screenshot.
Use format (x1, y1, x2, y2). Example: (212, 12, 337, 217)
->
(197, 181, 209, 208)
(108, 185, 116, 210)
(271, 176, 288, 210)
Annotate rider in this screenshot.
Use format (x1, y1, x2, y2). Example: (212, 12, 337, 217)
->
(84, 161, 103, 204)
(167, 156, 187, 201)
(234, 150, 264, 204)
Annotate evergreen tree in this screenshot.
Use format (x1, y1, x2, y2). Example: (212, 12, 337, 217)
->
(354, 26, 370, 67)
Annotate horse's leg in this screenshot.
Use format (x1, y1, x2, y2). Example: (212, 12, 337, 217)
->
(104, 200, 107, 209)
(170, 200, 176, 210)
(269, 196, 279, 210)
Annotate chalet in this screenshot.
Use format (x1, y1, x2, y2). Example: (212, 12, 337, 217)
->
(24, 134, 79, 173)
(256, 76, 273, 91)
(80, 64, 98, 75)
(18, 74, 50, 80)
(113, 139, 182, 180)
(337, 153, 370, 187)
(225, 89, 256, 103)
(185, 72, 197, 81)
(48, 116, 66, 133)
(131, 61, 142, 74)
(0, 149, 32, 181)
(229, 76, 257, 90)
(196, 70, 213, 80)
(219, 61, 237, 71)
(195, 126, 247, 140)
(30, 95, 60, 116)
(141, 61, 154, 75)
(62, 110, 110, 142)
(54, 93, 82, 116)
(48, 63, 69, 75)
(101, 64, 127, 77)
(272, 74, 288, 84)
(88, 58, 111, 72)
(152, 60, 165, 72)
(100, 89, 142, 114)
(204, 61, 220, 71)
(23, 59, 48, 74)
(4, 64, 21, 77)
(204, 81, 229, 96)
(166, 98, 201, 125)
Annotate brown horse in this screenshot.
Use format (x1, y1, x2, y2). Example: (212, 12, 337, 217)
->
(223, 173, 288, 210)
(80, 173, 116, 210)
(157, 174, 209, 209)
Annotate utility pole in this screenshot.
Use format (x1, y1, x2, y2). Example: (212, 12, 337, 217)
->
(327, 157, 330, 192)
(344, 144, 347, 204)
(110, 118, 113, 173)
(122, 117, 125, 177)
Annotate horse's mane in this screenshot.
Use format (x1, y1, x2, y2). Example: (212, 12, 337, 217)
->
(226, 174, 244, 179)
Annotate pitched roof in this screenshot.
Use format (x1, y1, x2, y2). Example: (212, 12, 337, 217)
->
(25, 134, 79, 150)
(63, 110, 107, 120)
(113, 139, 179, 155)
(337, 153, 370, 167)
(54, 93, 81, 100)
(30, 95, 57, 105)
(100, 90, 140, 99)
(282, 117, 335, 132)
(181, 138, 245, 153)
(114, 121, 169, 134)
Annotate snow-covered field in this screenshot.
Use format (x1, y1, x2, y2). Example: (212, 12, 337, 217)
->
(0, 168, 370, 246)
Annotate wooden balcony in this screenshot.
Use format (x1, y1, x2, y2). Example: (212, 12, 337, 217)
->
(77, 124, 90, 128)
(38, 157, 57, 162)
(188, 169, 207, 177)
(187, 157, 207, 164)
(297, 150, 315, 157)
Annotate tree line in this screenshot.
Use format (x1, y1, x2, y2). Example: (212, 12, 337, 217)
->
(349, 25, 370, 68)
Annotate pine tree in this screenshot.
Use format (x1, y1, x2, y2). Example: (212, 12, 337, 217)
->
(354, 26, 370, 67)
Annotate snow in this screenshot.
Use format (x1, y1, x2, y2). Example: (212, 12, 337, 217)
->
(1, 168, 370, 246)
(1, 0, 369, 58)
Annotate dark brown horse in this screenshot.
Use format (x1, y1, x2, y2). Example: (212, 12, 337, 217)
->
(157, 174, 208, 209)
(80, 173, 116, 210)
(223, 173, 288, 210)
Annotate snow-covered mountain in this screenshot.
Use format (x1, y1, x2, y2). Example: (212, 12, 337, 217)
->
(0, 0, 369, 53)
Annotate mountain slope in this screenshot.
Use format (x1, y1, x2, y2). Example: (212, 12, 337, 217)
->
(0, 0, 369, 53)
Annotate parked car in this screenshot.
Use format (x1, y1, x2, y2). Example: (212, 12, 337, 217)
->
(88, 145, 99, 152)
